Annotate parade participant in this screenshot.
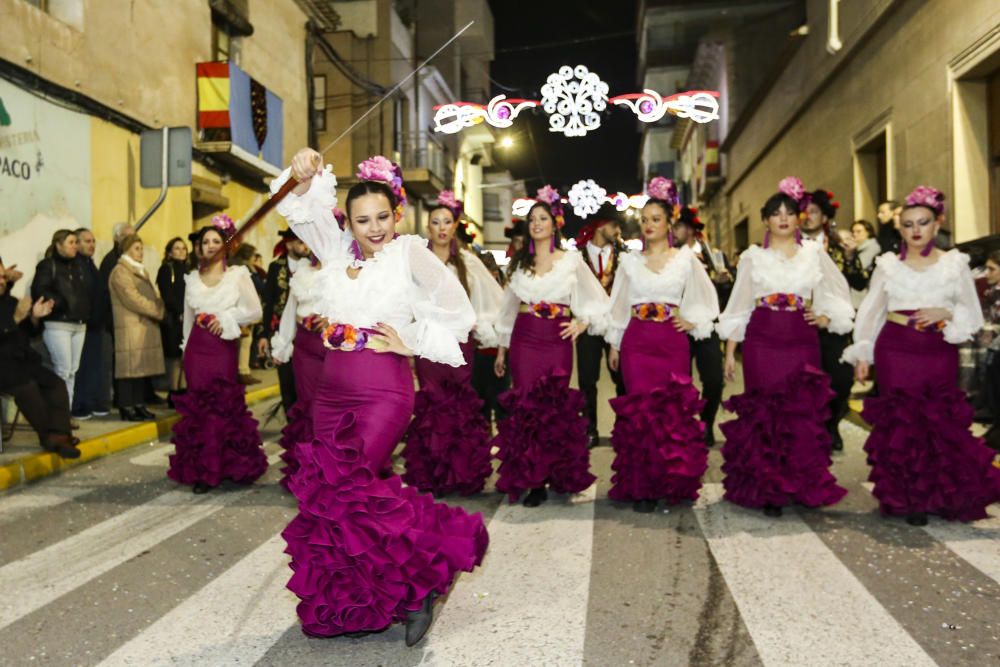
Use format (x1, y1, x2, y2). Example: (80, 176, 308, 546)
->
(168, 216, 267, 494)
(492, 185, 608, 507)
(605, 188, 719, 512)
(575, 202, 628, 447)
(801, 188, 870, 451)
(717, 177, 854, 517)
(844, 186, 1000, 525)
(269, 232, 325, 490)
(272, 149, 487, 645)
(401, 190, 502, 496)
(671, 200, 732, 447)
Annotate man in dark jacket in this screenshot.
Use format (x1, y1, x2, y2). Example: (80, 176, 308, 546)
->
(0, 258, 79, 458)
(71, 228, 109, 418)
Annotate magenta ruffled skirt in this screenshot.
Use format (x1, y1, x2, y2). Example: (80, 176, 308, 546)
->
(720, 308, 846, 509)
(169, 327, 267, 487)
(862, 321, 1000, 521)
(278, 325, 326, 490)
(402, 342, 493, 496)
(494, 312, 595, 501)
(282, 348, 488, 637)
(609, 319, 707, 503)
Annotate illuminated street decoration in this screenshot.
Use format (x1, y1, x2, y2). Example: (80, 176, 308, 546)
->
(513, 184, 649, 218)
(567, 179, 607, 217)
(433, 65, 719, 138)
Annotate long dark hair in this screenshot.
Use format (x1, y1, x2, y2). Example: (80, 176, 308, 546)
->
(45, 229, 76, 259)
(164, 237, 187, 264)
(507, 202, 560, 277)
(197, 227, 228, 272)
(428, 204, 470, 295)
(760, 193, 800, 220)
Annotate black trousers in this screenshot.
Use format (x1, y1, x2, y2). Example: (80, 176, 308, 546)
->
(690, 332, 724, 431)
(6, 367, 72, 444)
(472, 349, 510, 422)
(117, 377, 146, 408)
(278, 361, 297, 417)
(576, 332, 625, 433)
(72, 327, 103, 413)
(819, 330, 853, 440)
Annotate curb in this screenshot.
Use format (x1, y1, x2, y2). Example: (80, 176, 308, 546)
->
(0, 384, 280, 492)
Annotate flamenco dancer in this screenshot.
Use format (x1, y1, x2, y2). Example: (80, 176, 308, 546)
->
(169, 216, 268, 494)
(272, 149, 487, 645)
(844, 186, 1000, 525)
(269, 232, 325, 490)
(717, 178, 854, 516)
(605, 186, 719, 513)
(401, 190, 503, 496)
(493, 186, 609, 507)
(575, 202, 628, 447)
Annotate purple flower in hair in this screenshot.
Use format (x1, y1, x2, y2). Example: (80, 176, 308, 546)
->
(536, 185, 560, 206)
(356, 155, 408, 211)
(646, 177, 678, 206)
(211, 214, 237, 239)
(905, 185, 946, 216)
(437, 189, 464, 218)
(778, 176, 805, 203)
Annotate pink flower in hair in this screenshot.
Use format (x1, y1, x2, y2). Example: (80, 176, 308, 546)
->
(356, 155, 408, 213)
(778, 176, 805, 202)
(905, 185, 946, 215)
(211, 214, 236, 239)
(438, 190, 463, 217)
(536, 185, 560, 206)
(646, 177, 678, 206)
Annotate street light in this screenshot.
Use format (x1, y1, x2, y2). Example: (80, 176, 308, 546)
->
(500, 136, 514, 148)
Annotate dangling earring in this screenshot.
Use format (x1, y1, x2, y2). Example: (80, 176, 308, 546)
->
(641, 235, 647, 251)
(549, 235, 556, 252)
(794, 228, 802, 245)
(529, 238, 535, 255)
(350, 239, 363, 261)
(668, 229, 675, 247)
(449, 238, 458, 258)
(899, 244, 908, 260)
(763, 231, 771, 249)
(920, 238, 935, 257)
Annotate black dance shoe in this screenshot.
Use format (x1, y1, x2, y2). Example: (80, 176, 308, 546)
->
(830, 432, 844, 452)
(763, 504, 783, 518)
(522, 487, 548, 507)
(192, 481, 211, 495)
(405, 593, 437, 647)
(906, 513, 928, 527)
(119, 407, 145, 422)
(633, 499, 657, 513)
(135, 406, 156, 420)
(704, 426, 716, 448)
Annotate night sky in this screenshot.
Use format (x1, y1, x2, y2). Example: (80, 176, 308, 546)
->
(487, 0, 642, 211)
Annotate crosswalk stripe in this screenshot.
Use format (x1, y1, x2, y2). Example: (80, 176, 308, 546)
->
(420, 486, 597, 666)
(130, 443, 282, 467)
(96, 535, 297, 667)
(0, 486, 92, 523)
(0, 489, 249, 631)
(694, 484, 937, 667)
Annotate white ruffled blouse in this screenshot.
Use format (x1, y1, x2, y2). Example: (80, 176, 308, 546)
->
(842, 250, 984, 364)
(451, 249, 504, 348)
(605, 245, 720, 349)
(716, 239, 854, 342)
(270, 166, 477, 367)
(270, 262, 323, 364)
(182, 265, 262, 350)
(495, 249, 611, 348)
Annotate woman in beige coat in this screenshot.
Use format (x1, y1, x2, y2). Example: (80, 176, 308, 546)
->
(110, 235, 165, 422)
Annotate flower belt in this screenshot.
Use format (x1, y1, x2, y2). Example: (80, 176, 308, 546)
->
(631, 303, 676, 322)
(886, 311, 947, 332)
(320, 322, 385, 351)
(519, 302, 572, 319)
(195, 313, 216, 329)
(758, 293, 811, 312)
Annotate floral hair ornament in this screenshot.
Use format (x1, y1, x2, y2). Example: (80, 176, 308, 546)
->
(777, 176, 805, 205)
(436, 190, 465, 220)
(646, 176, 679, 208)
(210, 213, 237, 240)
(905, 185, 946, 216)
(535, 185, 566, 228)
(356, 155, 408, 217)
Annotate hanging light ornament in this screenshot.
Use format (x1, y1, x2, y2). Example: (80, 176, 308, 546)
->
(567, 179, 607, 217)
(540, 65, 609, 138)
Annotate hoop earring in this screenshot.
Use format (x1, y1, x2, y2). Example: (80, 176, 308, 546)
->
(763, 231, 771, 249)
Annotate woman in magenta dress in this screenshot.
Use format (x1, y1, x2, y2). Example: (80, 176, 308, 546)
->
(716, 178, 854, 517)
(169, 216, 267, 494)
(269, 232, 325, 490)
(402, 190, 503, 496)
(845, 186, 1000, 525)
(492, 186, 609, 507)
(271, 150, 487, 646)
(605, 180, 719, 512)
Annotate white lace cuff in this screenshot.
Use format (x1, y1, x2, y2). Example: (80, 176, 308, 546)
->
(716, 313, 749, 342)
(270, 332, 294, 364)
(683, 304, 717, 341)
(217, 311, 243, 341)
(943, 306, 976, 345)
(398, 319, 467, 367)
(840, 340, 873, 365)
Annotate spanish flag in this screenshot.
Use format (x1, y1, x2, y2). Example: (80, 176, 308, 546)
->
(197, 62, 230, 129)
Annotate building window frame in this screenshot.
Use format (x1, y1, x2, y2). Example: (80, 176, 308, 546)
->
(313, 74, 327, 132)
(851, 111, 894, 225)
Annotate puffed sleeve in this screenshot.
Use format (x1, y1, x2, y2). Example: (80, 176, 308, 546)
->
(680, 254, 720, 340)
(841, 263, 888, 365)
(216, 267, 263, 341)
(270, 287, 297, 364)
(570, 252, 611, 336)
(943, 257, 985, 345)
(397, 240, 476, 367)
(494, 283, 520, 348)
(605, 258, 631, 350)
(181, 285, 194, 353)
(812, 249, 855, 334)
(716, 249, 755, 342)
(271, 165, 350, 264)
(462, 250, 504, 348)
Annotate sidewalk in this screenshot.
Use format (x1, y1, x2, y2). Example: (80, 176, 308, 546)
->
(0, 370, 280, 491)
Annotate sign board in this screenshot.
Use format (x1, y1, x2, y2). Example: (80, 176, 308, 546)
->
(140, 127, 192, 188)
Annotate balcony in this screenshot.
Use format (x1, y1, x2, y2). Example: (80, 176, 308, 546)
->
(398, 131, 451, 198)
